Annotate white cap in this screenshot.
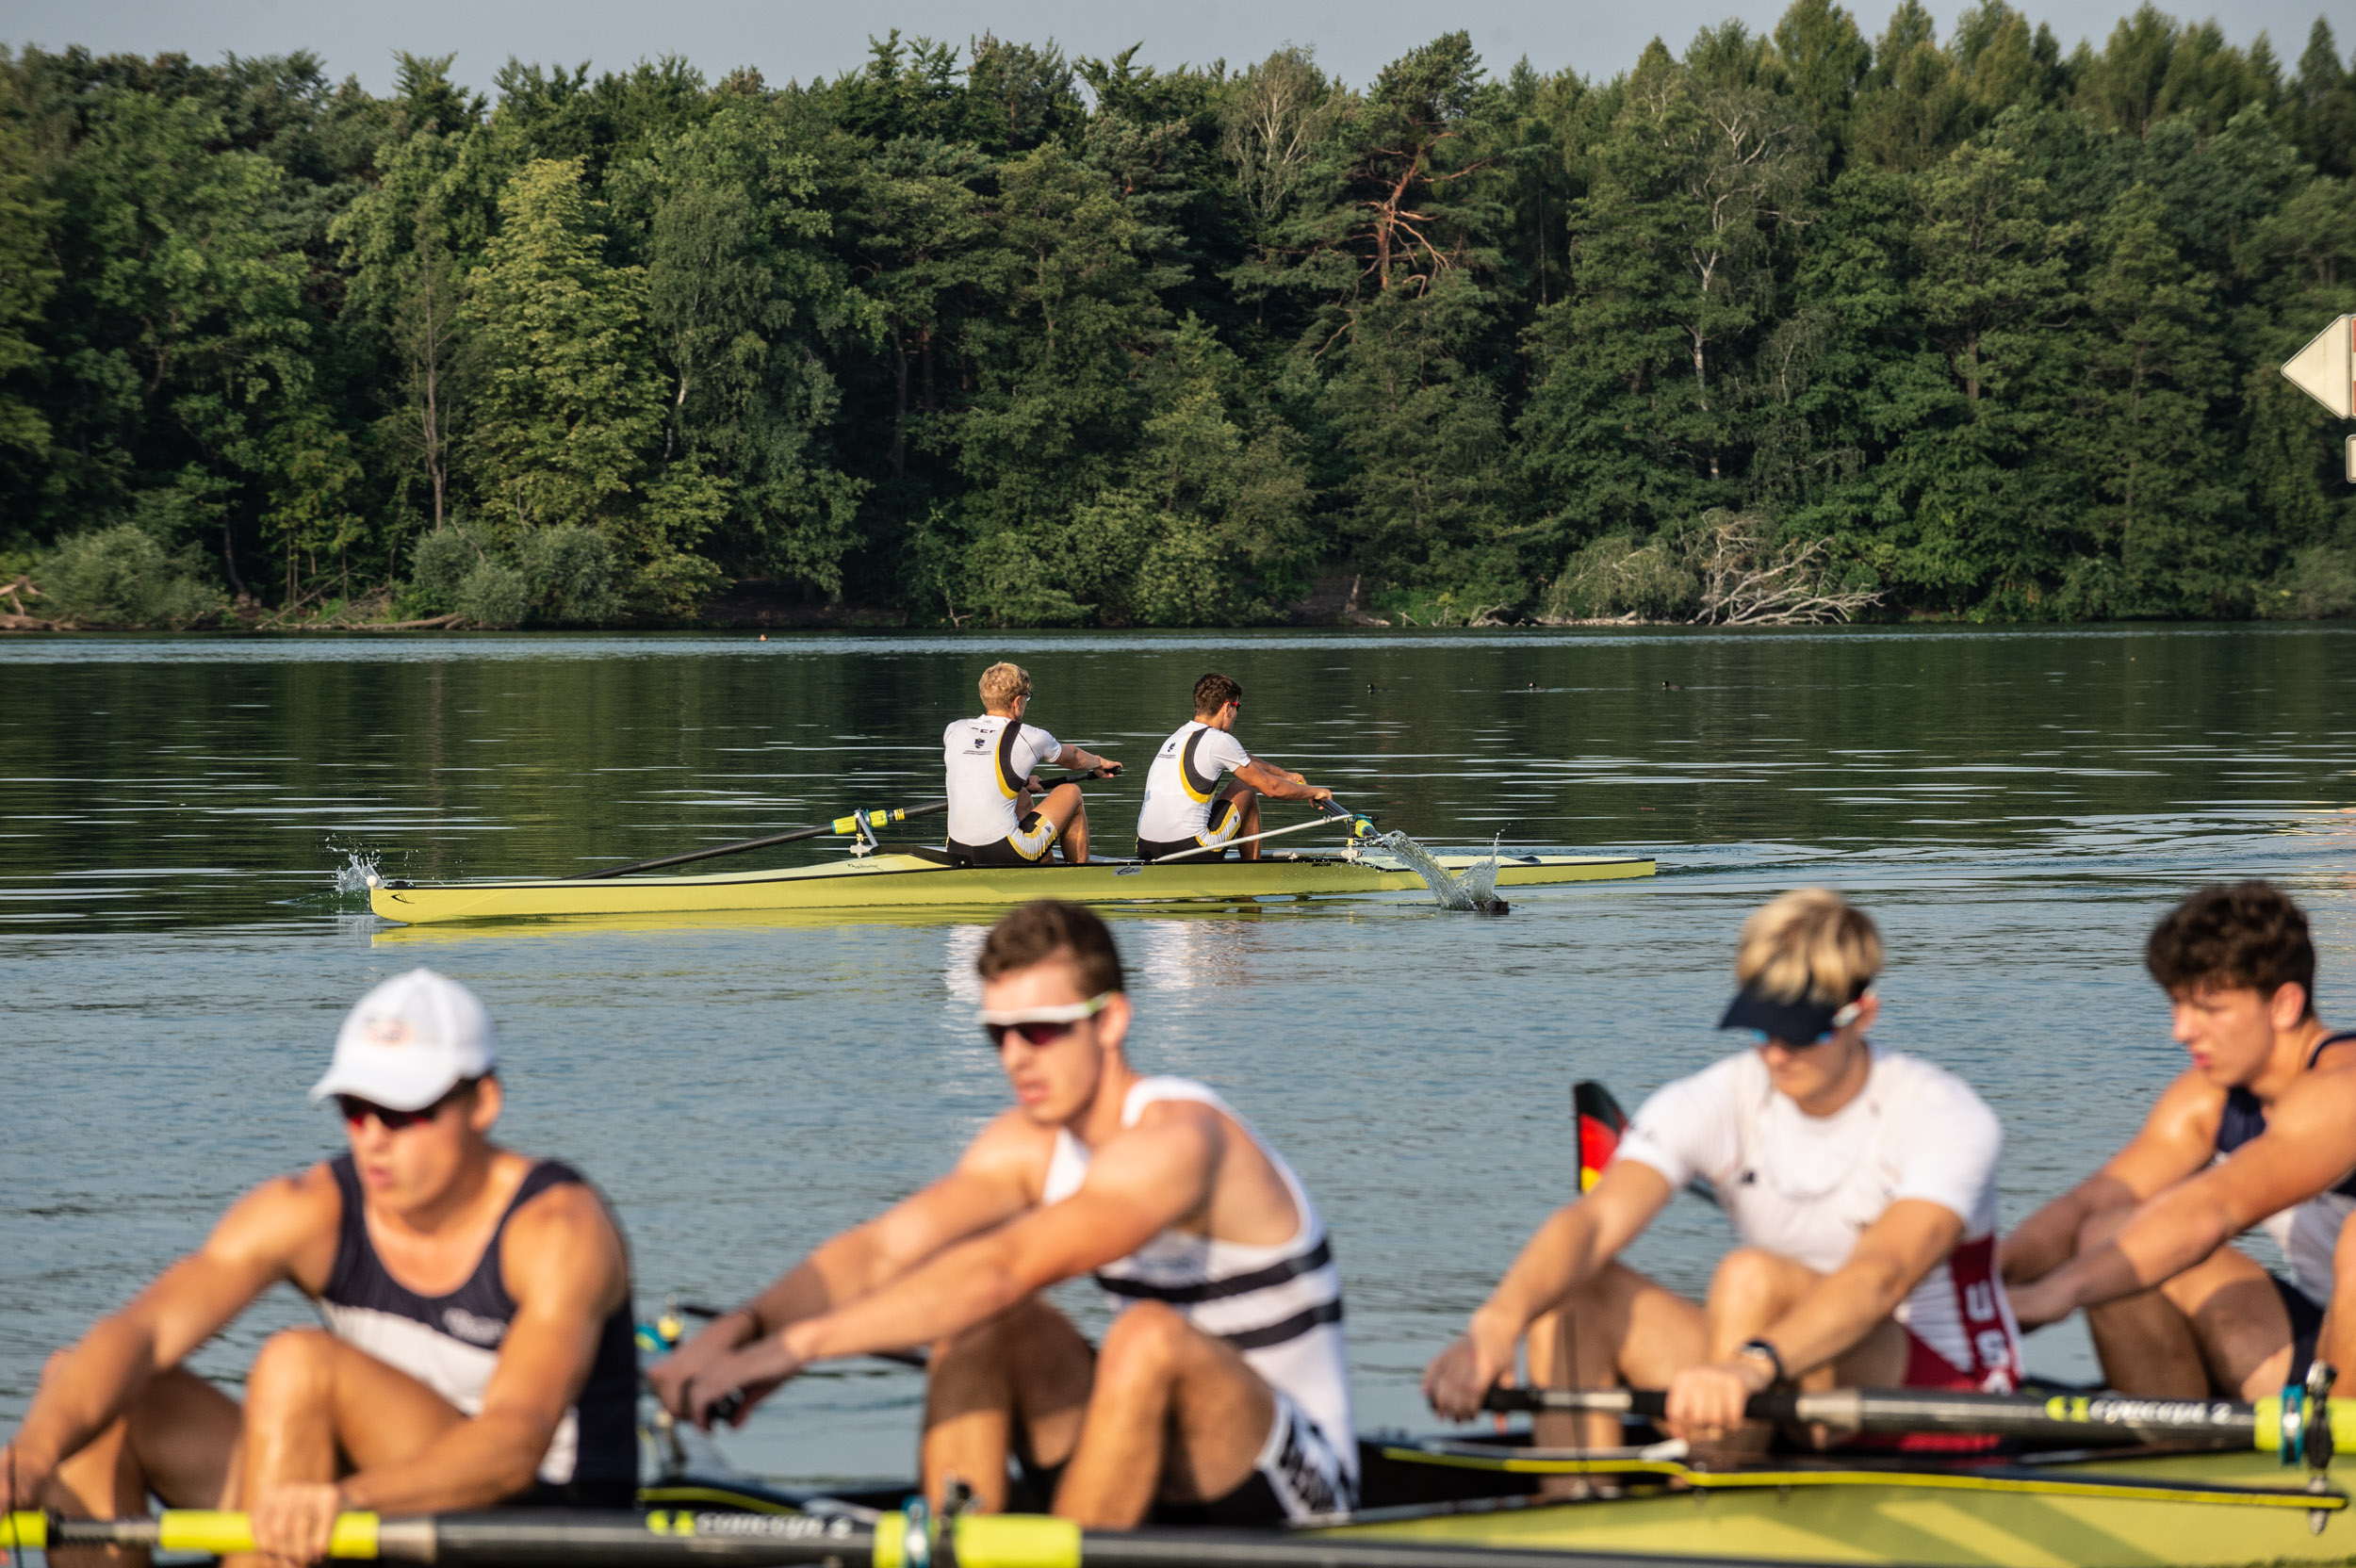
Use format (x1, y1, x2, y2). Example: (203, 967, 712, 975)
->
(310, 968, 499, 1110)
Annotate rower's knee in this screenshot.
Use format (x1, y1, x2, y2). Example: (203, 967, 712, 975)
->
(243, 1328, 340, 1419)
(1709, 1248, 1799, 1325)
(1095, 1302, 1190, 1391)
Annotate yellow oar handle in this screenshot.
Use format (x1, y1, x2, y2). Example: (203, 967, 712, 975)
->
(871, 1511, 1081, 1568)
(830, 807, 912, 835)
(4, 1511, 382, 1558)
(163, 1510, 380, 1557)
(2252, 1393, 2356, 1452)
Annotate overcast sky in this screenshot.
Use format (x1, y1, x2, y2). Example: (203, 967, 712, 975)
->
(5, 0, 2348, 99)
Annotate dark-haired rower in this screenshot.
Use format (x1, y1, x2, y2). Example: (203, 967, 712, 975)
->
(1136, 673, 1332, 864)
(0, 970, 636, 1568)
(647, 900, 1353, 1527)
(2005, 881, 2356, 1398)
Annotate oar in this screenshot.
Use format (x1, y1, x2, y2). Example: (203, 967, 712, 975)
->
(565, 776, 1101, 880)
(1483, 1382, 2356, 1456)
(1137, 817, 1368, 866)
(0, 1508, 1767, 1568)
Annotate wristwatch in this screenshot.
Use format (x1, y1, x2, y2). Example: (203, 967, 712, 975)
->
(1737, 1337, 1787, 1384)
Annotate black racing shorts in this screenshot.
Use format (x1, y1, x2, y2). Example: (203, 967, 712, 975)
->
(2270, 1271, 2325, 1386)
(1137, 836, 1221, 863)
(1014, 1458, 1290, 1527)
(947, 814, 1055, 867)
(1138, 799, 1244, 865)
(504, 1478, 640, 1509)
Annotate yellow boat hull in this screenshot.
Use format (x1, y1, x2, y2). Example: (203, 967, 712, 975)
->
(368, 852, 1655, 925)
(1330, 1446, 2355, 1568)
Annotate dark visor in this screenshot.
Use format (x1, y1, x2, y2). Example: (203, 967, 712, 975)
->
(1718, 979, 1863, 1043)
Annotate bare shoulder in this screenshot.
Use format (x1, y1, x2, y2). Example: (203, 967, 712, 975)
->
(1124, 1094, 1225, 1143)
(955, 1106, 1062, 1193)
(186, 1159, 346, 1296)
(214, 1160, 343, 1247)
(2311, 1030, 2356, 1073)
(501, 1168, 629, 1311)
(1095, 1097, 1221, 1180)
(2275, 1045, 2356, 1122)
(2143, 1065, 2229, 1134)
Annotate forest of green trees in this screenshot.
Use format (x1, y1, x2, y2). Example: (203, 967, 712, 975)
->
(1, 3, 2354, 629)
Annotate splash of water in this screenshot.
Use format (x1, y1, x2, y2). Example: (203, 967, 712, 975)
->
(331, 847, 383, 896)
(1371, 829, 1503, 911)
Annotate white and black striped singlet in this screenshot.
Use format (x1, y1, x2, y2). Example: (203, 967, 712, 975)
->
(1040, 1077, 1354, 1480)
(317, 1155, 639, 1491)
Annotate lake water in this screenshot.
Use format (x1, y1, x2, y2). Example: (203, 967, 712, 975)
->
(4, 625, 2354, 1484)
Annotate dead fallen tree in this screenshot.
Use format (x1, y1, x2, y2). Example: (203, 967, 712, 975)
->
(1687, 511, 1885, 626)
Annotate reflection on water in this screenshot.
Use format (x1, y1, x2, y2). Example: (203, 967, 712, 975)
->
(4, 626, 2354, 1480)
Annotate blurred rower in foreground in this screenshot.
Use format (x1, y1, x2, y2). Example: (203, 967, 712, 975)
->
(0, 970, 636, 1567)
(2005, 882, 2356, 1398)
(649, 900, 1354, 1527)
(1424, 890, 2022, 1453)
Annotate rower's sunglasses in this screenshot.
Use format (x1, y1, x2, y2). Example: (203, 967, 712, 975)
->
(335, 1082, 471, 1131)
(1753, 999, 1869, 1049)
(980, 991, 1115, 1047)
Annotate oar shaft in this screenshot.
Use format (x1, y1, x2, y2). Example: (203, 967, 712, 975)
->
(566, 803, 947, 880)
(1482, 1385, 2323, 1449)
(1146, 816, 1351, 864)
(566, 774, 1107, 881)
(8, 1510, 1758, 1568)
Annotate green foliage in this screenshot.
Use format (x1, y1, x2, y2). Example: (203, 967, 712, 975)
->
(407, 518, 617, 623)
(1544, 535, 1701, 621)
(1, 15, 2352, 628)
(408, 523, 493, 614)
(464, 156, 658, 535)
(36, 523, 222, 627)
(2259, 544, 2356, 619)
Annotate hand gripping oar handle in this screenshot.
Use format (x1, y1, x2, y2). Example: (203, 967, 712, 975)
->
(1315, 795, 1380, 841)
(1483, 1383, 2356, 1452)
(5, 1509, 1781, 1568)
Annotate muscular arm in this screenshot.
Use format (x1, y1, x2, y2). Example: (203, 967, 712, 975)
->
(2004, 1071, 2218, 1287)
(647, 1118, 1041, 1413)
(789, 1112, 1218, 1363)
(1764, 1200, 1963, 1376)
(1423, 1160, 1673, 1418)
(1053, 743, 1120, 776)
(2, 1169, 326, 1507)
(1234, 759, 1329, 804)
(336, 1186, 628, 1513)
(678, 1109, 1225, 1424)
(2015, 1070, 2356, 1325)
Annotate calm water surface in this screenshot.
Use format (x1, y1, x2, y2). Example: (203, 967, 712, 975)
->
(5, 626, 2354, 1481)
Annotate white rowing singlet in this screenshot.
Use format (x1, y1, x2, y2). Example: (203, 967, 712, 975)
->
(1137, 722, 1252, 844)
(943, 715, 1060, 847)
(1615, 1048, 2023, 1391)
(1041, 1076, 1354, 1478)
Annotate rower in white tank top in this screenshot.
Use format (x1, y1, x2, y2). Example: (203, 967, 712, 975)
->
(1616, 1048, 2024, 1392)
(1042, 1076, 1357, 1513)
